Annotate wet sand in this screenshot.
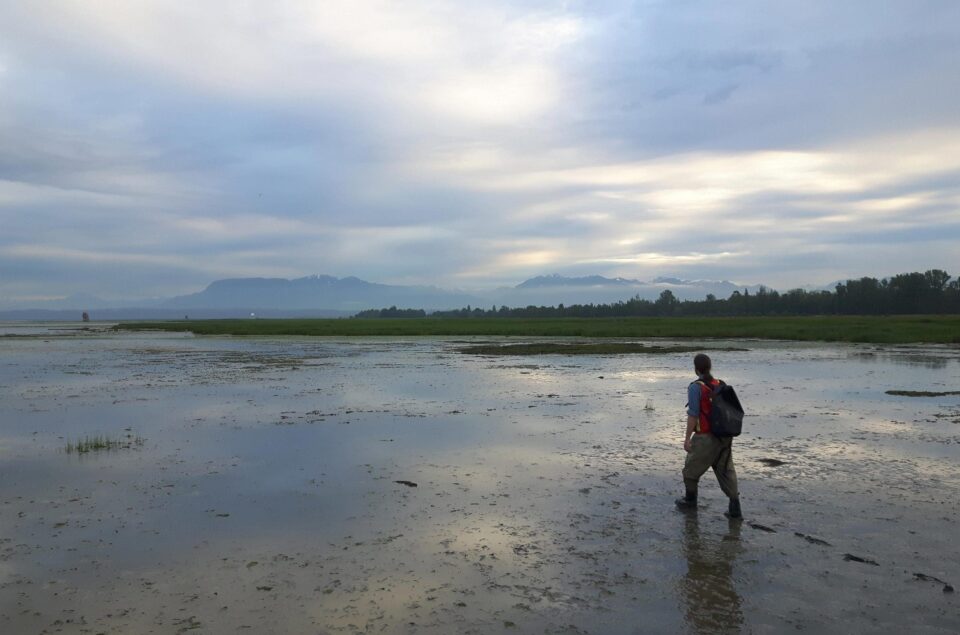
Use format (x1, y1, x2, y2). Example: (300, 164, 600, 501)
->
(1, 324, 958, 633)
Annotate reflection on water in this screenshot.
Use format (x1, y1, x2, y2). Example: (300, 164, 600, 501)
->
(847, 348, 960, 369)
(679, 514, 743, 634)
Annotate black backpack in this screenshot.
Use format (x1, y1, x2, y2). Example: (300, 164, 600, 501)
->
(696, 379, 745, 438)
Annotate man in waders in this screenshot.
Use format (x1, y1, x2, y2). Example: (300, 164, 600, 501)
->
(675, 353, 742, 519)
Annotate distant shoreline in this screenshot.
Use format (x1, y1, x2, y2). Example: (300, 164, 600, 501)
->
(115, 315, 960, 344)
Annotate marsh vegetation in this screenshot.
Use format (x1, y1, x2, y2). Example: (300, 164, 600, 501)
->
(118, 315, 960, 343)
(64, 433, 145, 454)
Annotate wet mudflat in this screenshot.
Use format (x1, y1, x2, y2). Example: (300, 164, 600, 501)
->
(1, 324, 958, 634)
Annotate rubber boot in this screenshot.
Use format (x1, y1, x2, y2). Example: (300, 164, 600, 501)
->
(725, 497, 742, 519)
(675, 480, 698, 511)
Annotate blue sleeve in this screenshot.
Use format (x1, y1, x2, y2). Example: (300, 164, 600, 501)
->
(687, 383, 701, 417)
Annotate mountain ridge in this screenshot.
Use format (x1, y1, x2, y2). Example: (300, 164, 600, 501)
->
(2, 272, 770, 315)
(162, 274, 483, 311)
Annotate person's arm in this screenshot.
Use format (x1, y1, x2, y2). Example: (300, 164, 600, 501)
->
(684, 415, 698, 452)
(685, 382, 701, 452)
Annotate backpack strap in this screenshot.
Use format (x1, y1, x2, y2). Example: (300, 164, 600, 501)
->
(688, 378, 725, 408)
(692, 380, 715, 434)
(696, 378, 724, 392)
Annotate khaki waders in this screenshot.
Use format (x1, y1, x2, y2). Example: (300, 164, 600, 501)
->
(682, 433, 739, 499)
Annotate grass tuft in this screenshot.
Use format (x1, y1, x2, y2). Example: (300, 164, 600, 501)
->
(64, 434, 145, 455)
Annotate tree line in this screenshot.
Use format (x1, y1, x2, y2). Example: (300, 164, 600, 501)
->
(354, 270, 960, 318)
(354, 306, 428, 318)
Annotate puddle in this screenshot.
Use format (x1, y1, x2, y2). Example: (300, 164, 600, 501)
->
(0, 328, 958, 633)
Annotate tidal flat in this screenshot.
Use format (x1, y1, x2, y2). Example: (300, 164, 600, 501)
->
(1, 323, 958, 633)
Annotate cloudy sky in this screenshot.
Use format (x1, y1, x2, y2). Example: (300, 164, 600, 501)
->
(1, 1, 959, 304)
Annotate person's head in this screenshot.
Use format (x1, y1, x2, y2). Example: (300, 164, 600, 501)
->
(694, 353, 712, 377)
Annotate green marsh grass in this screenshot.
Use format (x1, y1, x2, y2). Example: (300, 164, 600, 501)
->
(117, 315, 960, 344)
(64, 434, 145, 455)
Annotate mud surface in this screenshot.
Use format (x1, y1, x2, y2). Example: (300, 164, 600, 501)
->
(1, 323, 959, 633)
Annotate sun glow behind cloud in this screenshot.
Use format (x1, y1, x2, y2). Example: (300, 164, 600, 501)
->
(30, 1, 583, 125)
(402, 127, 960, 283)
(0, 1, 958, 303)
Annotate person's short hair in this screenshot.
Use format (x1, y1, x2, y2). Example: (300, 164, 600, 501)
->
(694, 353, 712, 375)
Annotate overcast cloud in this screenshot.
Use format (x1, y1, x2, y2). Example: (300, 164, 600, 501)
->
(1, 0, 959, 304)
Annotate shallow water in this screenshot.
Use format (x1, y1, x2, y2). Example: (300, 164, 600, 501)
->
(1, 326, 958, 633)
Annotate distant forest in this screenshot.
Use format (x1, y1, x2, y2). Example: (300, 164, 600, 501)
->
(354, 270, 960, 318)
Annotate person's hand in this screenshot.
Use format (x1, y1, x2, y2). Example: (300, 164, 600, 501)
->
(683, 438, 692, 453)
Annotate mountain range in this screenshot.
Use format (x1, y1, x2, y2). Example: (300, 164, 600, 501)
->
(0, 273, 772, 319)
(162, 275, 481, 312)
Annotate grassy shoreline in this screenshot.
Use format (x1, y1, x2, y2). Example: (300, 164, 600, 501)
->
(115, 315, 960, 344)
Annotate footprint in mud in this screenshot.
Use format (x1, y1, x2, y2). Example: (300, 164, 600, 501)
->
(794, 532, 831, 546)
(757, 458, 787, 467)
(843, 553, 879, 566)
(914, 573, 954, 593)
(747, 521, 776, 533)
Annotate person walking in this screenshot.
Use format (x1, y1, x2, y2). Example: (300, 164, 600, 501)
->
(675, 353, 742, 519)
